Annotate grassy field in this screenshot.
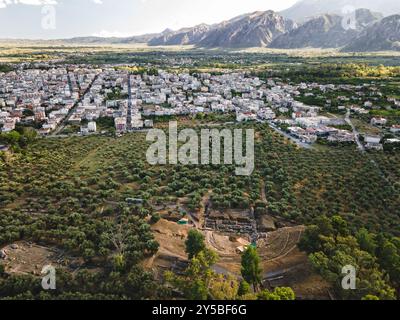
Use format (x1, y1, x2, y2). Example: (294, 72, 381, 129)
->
(2, 121, 400, 242)
(1, 42, 400, 65)
(1, 118, 400, 299)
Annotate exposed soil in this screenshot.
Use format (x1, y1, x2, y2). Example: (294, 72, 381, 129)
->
(143, 219, 191, 280)
(145, 218, 332, 299)
(0, 241, 83, 276)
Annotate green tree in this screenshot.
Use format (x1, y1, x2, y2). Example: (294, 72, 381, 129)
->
(165, 248, 218, 300)
(331, 215, 349, 237)
(241, 246, 262, 292)
(303, 218, 397, 300)
(356, 228, 377, 255)
(299, 225, 321, 253)
(113, 253, 126, 272)
(377, 239, 400, 287)
(185, 229, 206, 259)
(209, 275, 239, 300)
(0, 130, 21, 146)
(150, 212, 161, 224)
(21, 127, 38, 145)
(257, 287, 295, 300)
(362, 295, 380, 300)
(238, 280, 251, 296)
(316, 215, 334, 236)
(274, 287, 296, 300)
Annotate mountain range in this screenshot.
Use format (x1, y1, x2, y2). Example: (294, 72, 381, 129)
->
(270, 9, 382, 49)
(148, 11, 297, 48)
(280, 0, 400, 22)
(342, 14, 400, 52)
(21, 0, 400, 52)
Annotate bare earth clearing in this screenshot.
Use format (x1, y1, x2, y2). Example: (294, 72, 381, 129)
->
(144, 218, 331, 299)
(0, 241, 84, 276)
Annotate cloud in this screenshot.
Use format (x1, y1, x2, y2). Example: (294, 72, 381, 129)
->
(0, 0, 57, 7)
(0, 0, 299, 39)
(0, 0, 102, 9)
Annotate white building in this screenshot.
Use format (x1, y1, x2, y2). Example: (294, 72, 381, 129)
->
(371, 117, 387, 127)
(390, 125, 400, 134)
(88, 121, 97, 132)
(365, 135, 383, 151)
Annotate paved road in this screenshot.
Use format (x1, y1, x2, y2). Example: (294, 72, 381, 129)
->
(44, 132, 103, 139)
(127, 73, 133, 131)
(51, 73, 100, 136)
(67, 70, 74, 96)
(267, 121, 314, 150)
(345, 109, 365, 153)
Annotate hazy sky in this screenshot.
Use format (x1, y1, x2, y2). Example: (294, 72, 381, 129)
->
(0, 0, 298, 39)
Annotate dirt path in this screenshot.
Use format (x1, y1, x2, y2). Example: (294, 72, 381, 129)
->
(73, 140, 111, 171)
(260, 179, 267, 203)
(267, 229, 303, 263)
(259, 226, 305, 262)
(197, 190, 212, 228)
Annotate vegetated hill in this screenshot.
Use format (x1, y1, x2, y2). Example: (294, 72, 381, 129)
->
(148, 11, 297, 48)
(342, 14, 400, 52)
(197, 11, 297, 48)
(148, 24, 211, 46)
(280, 0, 400, 23)
(62, 33, 158, 45)
(270, 9, 381, 49)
